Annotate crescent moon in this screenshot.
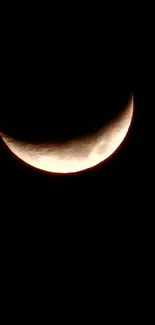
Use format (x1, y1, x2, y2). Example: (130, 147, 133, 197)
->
(0, 95, 134, 174)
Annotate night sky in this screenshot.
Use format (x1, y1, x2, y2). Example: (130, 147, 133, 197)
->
(0, 9, 152, 320)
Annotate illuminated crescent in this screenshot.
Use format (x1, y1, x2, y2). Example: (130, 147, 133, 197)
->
(1, 95, 134, 173)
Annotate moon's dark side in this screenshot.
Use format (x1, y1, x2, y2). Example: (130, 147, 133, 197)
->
(0, 66, 132, 144)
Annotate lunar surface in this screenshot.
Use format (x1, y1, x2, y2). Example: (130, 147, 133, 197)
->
(0, 95, 134, 173)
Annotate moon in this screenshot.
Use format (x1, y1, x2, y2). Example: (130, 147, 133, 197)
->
(0, 95, 134, 174)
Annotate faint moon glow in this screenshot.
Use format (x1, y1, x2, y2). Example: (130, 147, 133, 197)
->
(1, 95, 134, 173)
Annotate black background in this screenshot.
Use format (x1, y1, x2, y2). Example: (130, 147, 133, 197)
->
(0, 5, 153, 320)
